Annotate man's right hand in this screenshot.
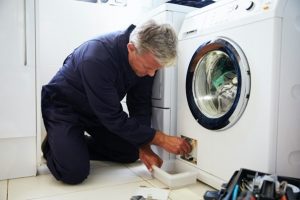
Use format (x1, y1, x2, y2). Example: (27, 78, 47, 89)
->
(151, 131, 192, 156)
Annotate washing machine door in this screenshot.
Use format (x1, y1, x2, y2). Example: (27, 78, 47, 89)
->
(186, 37, 251, 130)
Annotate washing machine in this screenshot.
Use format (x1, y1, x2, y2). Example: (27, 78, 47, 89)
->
(177, 0, 300, 189)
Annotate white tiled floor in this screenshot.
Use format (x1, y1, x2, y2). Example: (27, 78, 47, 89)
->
(2, 161, 214, 200)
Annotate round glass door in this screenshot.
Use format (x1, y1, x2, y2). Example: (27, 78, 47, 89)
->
(186, 37, 251, 130)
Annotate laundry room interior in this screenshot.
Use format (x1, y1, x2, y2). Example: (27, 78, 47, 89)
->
(1, 0, 300, 199)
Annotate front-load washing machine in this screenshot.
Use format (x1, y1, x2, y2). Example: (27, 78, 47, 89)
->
(177, 0, 300, 188)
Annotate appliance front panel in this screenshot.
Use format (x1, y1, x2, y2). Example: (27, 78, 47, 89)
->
(177, 18, 281, 181)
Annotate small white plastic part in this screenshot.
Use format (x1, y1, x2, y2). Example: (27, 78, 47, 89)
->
(152, 160, 198, 189)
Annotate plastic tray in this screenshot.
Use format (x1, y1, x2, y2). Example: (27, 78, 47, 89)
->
(152, 160, 198, 189)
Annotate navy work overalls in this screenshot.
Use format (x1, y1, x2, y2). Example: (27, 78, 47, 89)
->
(41, 25, 155, 184)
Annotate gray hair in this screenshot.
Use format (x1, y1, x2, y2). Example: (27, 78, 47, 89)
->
(130, 20, 178, 67)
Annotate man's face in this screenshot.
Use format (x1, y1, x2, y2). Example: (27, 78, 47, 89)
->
(127, 43, 162, 77)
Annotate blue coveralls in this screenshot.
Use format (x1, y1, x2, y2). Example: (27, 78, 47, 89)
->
(41, 25, 156, 184)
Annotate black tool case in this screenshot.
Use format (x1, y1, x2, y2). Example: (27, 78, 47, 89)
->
(204, 168, 300, 200)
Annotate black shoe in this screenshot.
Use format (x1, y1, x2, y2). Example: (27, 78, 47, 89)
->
(41, 136, 48, 159)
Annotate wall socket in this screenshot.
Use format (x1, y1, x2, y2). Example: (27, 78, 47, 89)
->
(180, 135, 197, 165)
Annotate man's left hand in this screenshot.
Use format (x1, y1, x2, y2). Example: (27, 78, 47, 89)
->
(139, 145, 163, 172)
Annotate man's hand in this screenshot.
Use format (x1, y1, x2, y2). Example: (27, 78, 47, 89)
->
(139, 144, 163, 172)
(151, 131, 192, 156)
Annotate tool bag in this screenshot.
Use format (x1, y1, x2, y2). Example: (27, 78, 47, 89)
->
(204, 168, 300, 200)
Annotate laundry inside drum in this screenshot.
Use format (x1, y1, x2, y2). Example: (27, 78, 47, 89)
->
(192, 50, 238, 118)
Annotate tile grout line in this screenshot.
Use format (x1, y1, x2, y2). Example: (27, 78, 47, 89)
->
(6, 180, 9, 200)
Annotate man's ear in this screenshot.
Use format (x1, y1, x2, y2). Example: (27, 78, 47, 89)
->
(127, 43, 135, 53)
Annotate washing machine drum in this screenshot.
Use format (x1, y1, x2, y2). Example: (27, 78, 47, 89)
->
(186, 37, 251, 130)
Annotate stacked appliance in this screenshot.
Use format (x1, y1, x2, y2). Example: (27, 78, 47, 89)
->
(176, 0, 300, 189)
(122, 3, 196, 160)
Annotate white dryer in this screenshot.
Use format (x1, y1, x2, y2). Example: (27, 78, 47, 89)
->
(122, 3, 196, 160)
(177, 0, 300, 188)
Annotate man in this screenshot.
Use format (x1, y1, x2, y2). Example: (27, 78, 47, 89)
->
(41, 20, 191, 185)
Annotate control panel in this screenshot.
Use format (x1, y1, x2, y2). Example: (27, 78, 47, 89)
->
(179, 0, 279, 39)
